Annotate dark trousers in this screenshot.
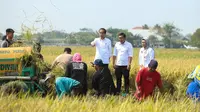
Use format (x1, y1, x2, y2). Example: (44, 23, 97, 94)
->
(115, 66, 129, 93)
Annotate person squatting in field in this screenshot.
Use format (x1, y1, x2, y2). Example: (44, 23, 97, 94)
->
(66, 53, 88, 95)
(92, 59, 116, 96)
(187, 65, 200, 101)
(134, 60, 163, 100)
(40, 74, 82, 99)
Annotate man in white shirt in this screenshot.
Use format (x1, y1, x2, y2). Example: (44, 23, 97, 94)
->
(113, 33, 133, 93)
(139, 39, 155, 70)
(91, 28, 112, 68)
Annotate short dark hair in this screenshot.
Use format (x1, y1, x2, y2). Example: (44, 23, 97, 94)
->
(64, 48, 72, 53)
(6, 28, 14, 33)
(99, 28, 106, 34)
(142, 38, 146, 41)
(118, 32, 126, 38)
(148, 60, 158, 69)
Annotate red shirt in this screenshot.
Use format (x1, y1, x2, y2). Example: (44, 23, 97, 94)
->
(134, 68, 162, 100)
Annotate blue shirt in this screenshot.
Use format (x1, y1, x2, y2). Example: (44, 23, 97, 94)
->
(55, 77, 80, 99)
(186, 81, 200, 100)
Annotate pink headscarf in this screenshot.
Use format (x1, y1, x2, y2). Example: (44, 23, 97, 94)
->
(72, 53, 82, 62)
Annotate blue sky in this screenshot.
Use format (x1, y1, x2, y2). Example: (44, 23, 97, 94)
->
(0, 0, 199, 35)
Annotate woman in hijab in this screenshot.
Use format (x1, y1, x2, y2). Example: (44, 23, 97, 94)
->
(65, 53, 88, 95)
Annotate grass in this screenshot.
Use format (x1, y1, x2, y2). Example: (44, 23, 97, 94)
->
(0, 95, 199, 112)
(0, 46, 200, 112)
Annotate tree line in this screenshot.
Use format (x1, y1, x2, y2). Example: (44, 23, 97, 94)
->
(1, 23, 200, 48)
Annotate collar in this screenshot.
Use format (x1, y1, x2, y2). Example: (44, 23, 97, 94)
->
(6, 36, 9, 40)
(100, 37, 106, 40)
(5, 39, 11, 44)
(6, 36, 12, 41)
(142, 46, 149, 50)
(97, 67, 104, 73)
(120, 41, 126, 45)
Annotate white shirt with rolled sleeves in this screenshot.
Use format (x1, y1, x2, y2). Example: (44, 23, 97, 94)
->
(139, 47, 155, 68)
(91, 38, 112, 64)
(113, 41, 133, 66)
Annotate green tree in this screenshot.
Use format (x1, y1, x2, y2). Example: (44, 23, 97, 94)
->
(0, 33, 3, 39)
(75, 32, 96, 45)
(32, 33, 44, 43)
(79, 28, 93, 32)
(190, 28, 200, 48)
(153, 23, 180, 48)
(153, 24, 162, 33)
(142, 24, 149, 29)
(148, 35, 158, 47)
(185, 33, 192, 40)
(65, 33, 77, 44)
(106, 27, 133, 43)
(36, 36, 44, 43)
(107, 27, 123, 39)
(42, 30, 68, 39)
(132, 34, 143, 47)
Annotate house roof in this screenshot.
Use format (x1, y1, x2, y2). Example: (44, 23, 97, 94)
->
(132, 27, 144, 30)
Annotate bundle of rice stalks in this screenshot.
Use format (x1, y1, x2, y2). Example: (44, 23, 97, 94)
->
(0, 81, 29, 95)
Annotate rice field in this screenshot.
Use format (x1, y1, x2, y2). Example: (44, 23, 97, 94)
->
(0, 46, 200, 112)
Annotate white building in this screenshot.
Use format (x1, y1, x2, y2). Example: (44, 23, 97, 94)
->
(128, 27, 165, 48)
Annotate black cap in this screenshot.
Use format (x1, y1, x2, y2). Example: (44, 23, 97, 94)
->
(6, 28, 14, 33)
(94, 59, 104, 66)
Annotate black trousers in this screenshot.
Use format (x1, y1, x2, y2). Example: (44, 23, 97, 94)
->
(115, 66, 129, 93)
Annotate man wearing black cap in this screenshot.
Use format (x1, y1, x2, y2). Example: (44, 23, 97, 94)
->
(1, 28, 15, 48)
(134, 60, 163, 100)
(92, 59, 116, 96)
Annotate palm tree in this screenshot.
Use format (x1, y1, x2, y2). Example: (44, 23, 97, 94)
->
(142, 24, 149, 29)
(148, 35, 158, 47)
(153, 23, 180, 48)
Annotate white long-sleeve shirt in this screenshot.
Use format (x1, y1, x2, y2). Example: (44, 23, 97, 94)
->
(91, 38, 112, 64)
(113, 41, 133, 66)
(139, 47, 155, 68)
